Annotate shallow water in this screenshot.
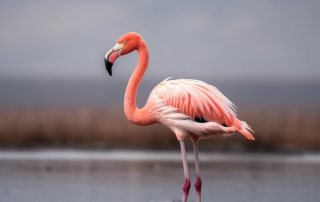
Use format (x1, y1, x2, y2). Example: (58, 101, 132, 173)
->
(0, 151, 320, 202)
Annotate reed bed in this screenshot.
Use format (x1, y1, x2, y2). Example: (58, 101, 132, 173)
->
(0, 108, 319, 151)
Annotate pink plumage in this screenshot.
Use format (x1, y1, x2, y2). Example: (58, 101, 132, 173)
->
(149, 78, 254, 141)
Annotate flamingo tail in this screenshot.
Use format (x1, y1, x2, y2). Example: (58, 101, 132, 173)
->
(238, 121, 255, 140)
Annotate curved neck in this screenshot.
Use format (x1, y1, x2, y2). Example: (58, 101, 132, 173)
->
(124, 41, 149, 124)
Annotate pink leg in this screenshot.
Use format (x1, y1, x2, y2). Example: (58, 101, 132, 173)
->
(180, 141, 191, 202)
(192, 139, 202, 202)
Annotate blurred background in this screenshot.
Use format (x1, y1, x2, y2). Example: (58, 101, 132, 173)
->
(0, 0, 319, 151)
(0, 1, 320, 201)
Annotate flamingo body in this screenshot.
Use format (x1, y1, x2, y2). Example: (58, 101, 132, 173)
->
(149, 78, 254, 141)
(104, 32, 254, 202)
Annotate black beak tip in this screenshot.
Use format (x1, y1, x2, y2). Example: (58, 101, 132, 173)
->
(104, 58, 113, 76)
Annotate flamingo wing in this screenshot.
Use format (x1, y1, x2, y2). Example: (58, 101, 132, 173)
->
(149, 78, 254, 140)
(153, 78, 236, 124)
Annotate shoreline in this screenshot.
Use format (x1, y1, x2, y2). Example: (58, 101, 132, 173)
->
(1, 150, 320, 164)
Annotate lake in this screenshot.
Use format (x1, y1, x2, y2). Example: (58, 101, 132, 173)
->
(0, 151, 319, 202)
(1, 80, 320, 110)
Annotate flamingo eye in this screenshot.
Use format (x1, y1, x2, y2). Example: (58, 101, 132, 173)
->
(123, 41, 127, 45)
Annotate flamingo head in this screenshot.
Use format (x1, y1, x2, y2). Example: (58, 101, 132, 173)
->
(104, 32, 143, 76)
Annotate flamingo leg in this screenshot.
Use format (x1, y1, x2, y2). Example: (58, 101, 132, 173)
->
(192, 139, 202, 202)
(180, 140, 191, 202)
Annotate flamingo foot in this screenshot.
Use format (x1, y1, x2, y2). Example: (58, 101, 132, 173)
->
(194, 176, 202, 202)
(182, 178, 191, 202)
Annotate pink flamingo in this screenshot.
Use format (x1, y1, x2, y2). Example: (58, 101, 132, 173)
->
(104, 32, 254, 202)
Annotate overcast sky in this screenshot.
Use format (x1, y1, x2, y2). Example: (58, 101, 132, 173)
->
(0, 1, 319, 82)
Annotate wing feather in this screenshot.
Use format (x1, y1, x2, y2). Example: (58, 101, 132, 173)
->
(149, 78, 254, 140)
(152, 78, 236, 125)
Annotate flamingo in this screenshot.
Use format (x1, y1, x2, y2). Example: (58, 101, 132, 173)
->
(104, 32, 254, 202)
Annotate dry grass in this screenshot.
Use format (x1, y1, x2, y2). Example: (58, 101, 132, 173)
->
(0, 108, 319, 151)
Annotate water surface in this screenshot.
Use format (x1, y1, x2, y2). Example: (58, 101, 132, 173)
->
(0, 151, 319, 202)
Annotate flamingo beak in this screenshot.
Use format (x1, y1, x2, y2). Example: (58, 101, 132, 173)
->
(105, 58, 113, 76)
(104, 43, 125, 76)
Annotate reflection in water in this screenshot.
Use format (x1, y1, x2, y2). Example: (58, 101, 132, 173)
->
(0, 152, 320, 202)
